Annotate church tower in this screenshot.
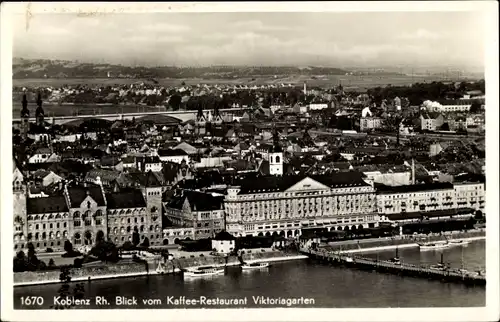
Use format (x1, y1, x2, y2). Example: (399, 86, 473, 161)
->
(268, 127, 283, 176)
(212, 102, 223, 125)
(35, 92, 45, 127)
(21, 94, 30, 139)
(13, 159, 28, 251)
(195, 104, 206, 136)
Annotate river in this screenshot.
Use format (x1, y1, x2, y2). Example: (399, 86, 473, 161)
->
(14, 240, 485, 309)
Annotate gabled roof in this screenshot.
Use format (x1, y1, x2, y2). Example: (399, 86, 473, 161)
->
(85, 168, 120, 182)
(105, 189, 147, 209)
(167, 190, 224, 211)
(158, 148, 188, 157)
(213, 231, 236, 240)
(375, 182, 454, 194)
(234, 172, 369, 194)
(27, 195, 69, 214)
(66, 184, 106, 208)
(100, 155, 122, 167)
(128, 171, 163, 187)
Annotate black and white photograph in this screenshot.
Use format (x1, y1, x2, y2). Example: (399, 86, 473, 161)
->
(1, 2, 498, 321)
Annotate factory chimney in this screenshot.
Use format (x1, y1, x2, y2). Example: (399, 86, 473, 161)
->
(411, 158, 416, 185)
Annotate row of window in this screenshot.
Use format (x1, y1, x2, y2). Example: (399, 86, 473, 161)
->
(74, 219, 103, 227)
(108, 225, 161, 235)
(28, 214, 68, 221)
(235, 190, 373, 201)
(25, 231, 68, 241)
(30, 222, 67, 230)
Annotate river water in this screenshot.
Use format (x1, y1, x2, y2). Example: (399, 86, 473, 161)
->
(14, 240, 485, 309)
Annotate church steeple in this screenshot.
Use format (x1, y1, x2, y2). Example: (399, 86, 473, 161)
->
(196, 103, 204, 120)
(21, 94, 29, 118)
(21, 94, 30, 139)
(272, 125, 282, 153)
(212, 101, 222, 125)
(35, 92, 45, 127)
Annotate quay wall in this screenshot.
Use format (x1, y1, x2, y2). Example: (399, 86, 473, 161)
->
(13, 251, 306, 286)
(326, 230, 485, 253)
(14, 263, 147, 286)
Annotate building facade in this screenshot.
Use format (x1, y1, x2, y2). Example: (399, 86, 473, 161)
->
(360, 117, 383, 132)
(420, 114, 445, 131)
(224, 173, 380, 238)
(376, 181, 485, 217)
(14, 177, 164, 251)
(164, 190, 225, 240)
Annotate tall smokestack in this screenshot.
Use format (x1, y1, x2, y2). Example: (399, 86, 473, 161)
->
(303, 82, 307, 95)
(411, 158, 415, 185)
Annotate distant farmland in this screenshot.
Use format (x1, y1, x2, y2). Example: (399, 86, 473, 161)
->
(12, 74, 466, 90)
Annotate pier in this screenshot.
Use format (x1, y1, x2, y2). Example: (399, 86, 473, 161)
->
(302, 249, 486, 286)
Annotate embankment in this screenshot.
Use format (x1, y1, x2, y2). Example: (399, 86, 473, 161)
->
(14, 262, 148, 286)
(14, 251, 306, 287)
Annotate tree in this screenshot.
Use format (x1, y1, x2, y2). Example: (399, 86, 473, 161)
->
(168, 94, 182, 111)
(469, 102, 481, 114)
(56, 267, 72, 309)
(64, 240, 73, 254)
(132, 227, 140, 247)
(100, 242, 119, 262)
(48, 259, 56, 267)
(440, 122, 450, 131)
(141, 237, 150, 248)
(122, 241, 135, 251)
(13, 251, 27, 272)
(95, 230, 105, 244)
(26, 242, 40, 271)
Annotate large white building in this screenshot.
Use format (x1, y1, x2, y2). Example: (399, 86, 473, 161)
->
(376, 181, 485, 220)
(224, 173, 380, 238)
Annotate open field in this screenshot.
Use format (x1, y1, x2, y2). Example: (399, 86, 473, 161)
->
(12, 74, 471, 90)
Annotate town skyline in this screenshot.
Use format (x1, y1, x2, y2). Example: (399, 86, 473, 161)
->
(13, 12, 485, 70)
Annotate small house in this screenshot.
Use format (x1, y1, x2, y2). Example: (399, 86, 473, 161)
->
(211, 231, 236, 255)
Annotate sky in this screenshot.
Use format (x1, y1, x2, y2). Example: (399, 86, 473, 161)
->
(13, 12, 486, 69)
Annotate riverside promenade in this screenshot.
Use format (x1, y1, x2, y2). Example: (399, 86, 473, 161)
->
(13, 251, 306, 287)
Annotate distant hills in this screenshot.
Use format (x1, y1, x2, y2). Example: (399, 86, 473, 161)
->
(13, 58, 352, 79)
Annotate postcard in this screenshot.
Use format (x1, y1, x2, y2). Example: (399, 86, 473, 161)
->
(1, 2, 498, 322)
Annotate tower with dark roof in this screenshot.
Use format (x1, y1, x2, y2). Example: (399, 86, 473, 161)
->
(212, 102, 223, 125)
(195, 103, 206, 136)
(21, 94, 30, 139)
(35, 92, 45, 127)
(269, 127, 283, 176)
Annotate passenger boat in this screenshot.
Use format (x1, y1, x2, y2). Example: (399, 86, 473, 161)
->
(385, 257, 401, 265)
(385, 247, 401, 265)
(418, 241, 450, 251)
(429, 262, 448, 271)
(241, 262, 270, 270)
(184, 266, 225, 278)
(449, 240, 470, 246)
(429, 254, 448, 271)
(344, 256, 354, 263)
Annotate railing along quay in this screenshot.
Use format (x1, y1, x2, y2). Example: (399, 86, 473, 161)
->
(302, 249, 486, 286)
